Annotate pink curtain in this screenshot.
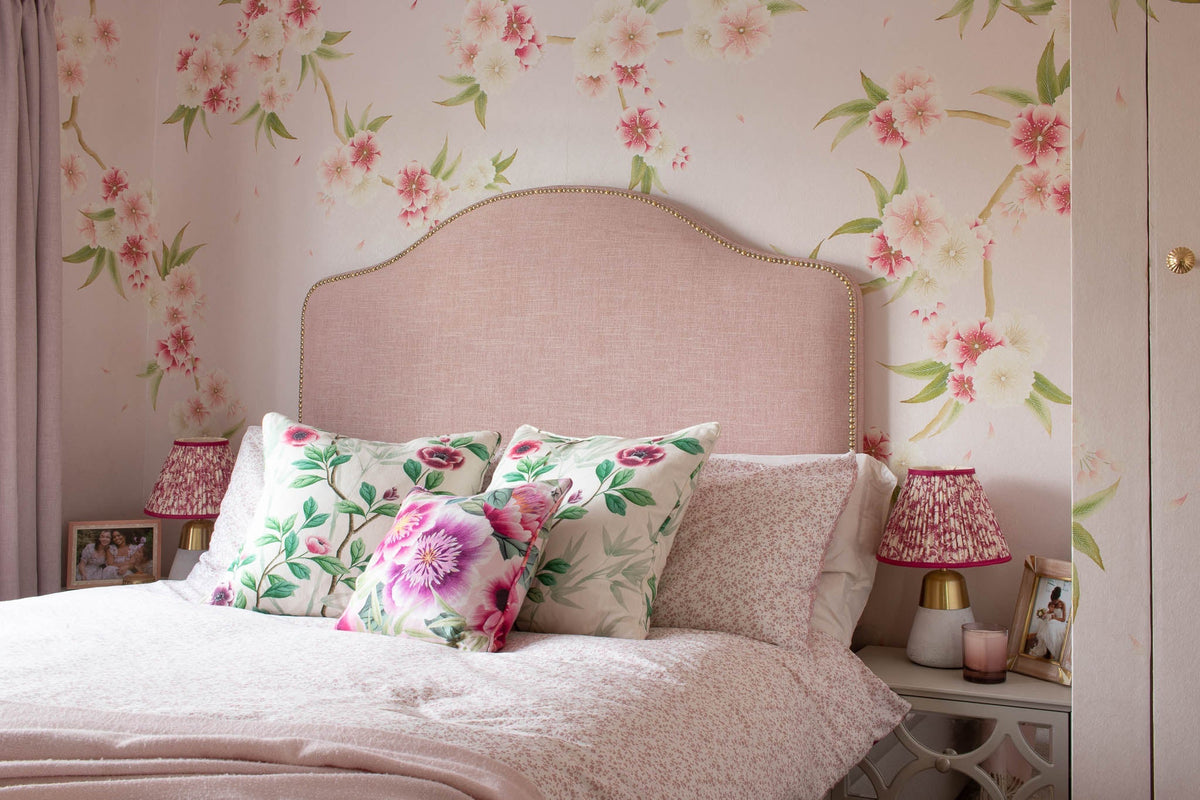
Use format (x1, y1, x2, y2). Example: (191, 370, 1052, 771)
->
(0, 0, 63, 598)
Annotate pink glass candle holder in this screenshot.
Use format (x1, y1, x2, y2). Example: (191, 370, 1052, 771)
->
(962, 622, 1008, 684)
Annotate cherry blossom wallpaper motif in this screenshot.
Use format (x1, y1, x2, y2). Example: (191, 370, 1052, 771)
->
(55, 0, 1074, 634)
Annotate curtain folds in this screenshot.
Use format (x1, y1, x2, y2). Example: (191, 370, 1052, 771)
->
(0, 0, 63, 599)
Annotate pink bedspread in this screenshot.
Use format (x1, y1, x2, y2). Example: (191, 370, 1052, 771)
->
(0, 583, 907, 800)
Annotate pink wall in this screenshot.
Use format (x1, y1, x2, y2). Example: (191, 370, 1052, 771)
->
(55, 1, 1072, 640)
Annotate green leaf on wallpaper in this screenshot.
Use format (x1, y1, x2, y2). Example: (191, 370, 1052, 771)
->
(474, 91, 488, 129)
(343, 105, 356, 139)
(1072, 478, 1121, 520)
(221, 418, 246, 440)
(831, 112, 869, 151)
(892, 156, 909, 198)
(322, 30, 351, 46)
(983, 0, 1002, 27)
(934, 400, 965, 436)
(859, 170, 890, 215)
(167, 223, 188, 265)
(808, 240, 824, 259)
(314, 44, 350, 60)
(365, 114, 392, 133)
(81, 207, 115, 222)
(493, 148, 518, 174)
(162, 104, 189, 125)
(829, 217, 882, 237)
(264, 112, 296, 143)
(234, 102, 262, 126)
(430, 138, 449, 177)
(860, 277, 889, 294)
(815, 99, 875, 128)
(218, 0, 241, 5)
(1035, 36, 1060, 105)
(881, 359, 952, 380)
(441, 152, 462, 182)
(148, 370, 164, 410)
(181, 106, 198, 150)
(1058, 60, 1071, 94)
(1072, 522, 1106, 570)
(436, 83, 480, 108)
(765, 0, 806, 14)
(1007, 0, 1054, 22)
(63, 244, 97, 264)
(975, 86, 1038, 107)
(441, 74, 478, 86)
(629, 155, 647, 192)
(298, 54, 312, 90)
(136, 361, 158, 379)
(175, 243, 204, 268)
(1025, 393, 1053, 435)
(935, 0, 974, 37)
(901, 369, 951, 404)
(1110, 0, 1122, 26)
(104, 249, 126, 299)
(1138, 0, 1160, 21)
(1033, 371, 1072, 404)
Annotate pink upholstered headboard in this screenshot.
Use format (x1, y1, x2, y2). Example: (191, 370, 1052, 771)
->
(300, 186, 859, 454)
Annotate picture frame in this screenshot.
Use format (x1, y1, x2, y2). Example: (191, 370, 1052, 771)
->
(66, 520, 161, 589)
(1007, 555, 1073, 685)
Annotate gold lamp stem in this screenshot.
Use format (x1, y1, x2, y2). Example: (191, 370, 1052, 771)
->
(919, 568, 970, 611)
(179, 519, 215, 551)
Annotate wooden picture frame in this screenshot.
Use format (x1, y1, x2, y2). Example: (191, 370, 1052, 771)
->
(1007, 555, 1073, 685)
(66, 520, 161, 589)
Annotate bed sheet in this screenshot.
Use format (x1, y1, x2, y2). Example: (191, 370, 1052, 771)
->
(0, 582, 907, 799)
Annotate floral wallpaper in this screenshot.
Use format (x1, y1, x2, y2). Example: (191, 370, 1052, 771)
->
(55, 0, 1072, 633)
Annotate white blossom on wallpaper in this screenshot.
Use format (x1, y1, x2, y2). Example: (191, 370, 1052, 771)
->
(814, 14, 1072, 477)
(161, 0, 518, 229)
(57, 3, 245, 440)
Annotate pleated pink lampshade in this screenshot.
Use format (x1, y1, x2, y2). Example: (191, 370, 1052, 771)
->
(877, 467, 1011, 568)
(144, 437, 235, 519)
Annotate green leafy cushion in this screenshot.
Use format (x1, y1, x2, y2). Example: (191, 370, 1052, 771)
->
(219, 413, 499, 617)
(488, 422, 720, 639)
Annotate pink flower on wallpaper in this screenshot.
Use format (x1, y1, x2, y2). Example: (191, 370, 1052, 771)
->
(969, 218, 997, 261)
(616, 106, 662, 154)
(166, 266, 198, 303)
(463, 0, 506, 43)
(868, 101, 908, 149)
(865, 230, 914, 280)
(93, 17, 121, 54)
(242, 0, 271, 20)
(167, 324, 196, 363)
(613, 62, 647, 89)
(424, 178, 450, 224)
(715, 0, 773, 63)
(456, 40, 481, 73)
(1050, 174, 1071, 216)
(57, 51, 87, 96)
(305, 535, 331, 555)
(881, 189, 947, 259)
(575, 72, 610, 98)
(911, 300, 947, 325)
(347, 131, 381, 173)
(888, 67, 934, 97)
(60, 154, 87, 195)
(126, 269, 149, 292)
(502, 3, 535, 45)
(187, 46, 222, 89)
(185, 395, 210, 426)
(949, 371, 976, 403)
(1016, 168, 1053, 212)
(247, 53, 274, 72)
(417, 445, 465, 470)
(175, 45, 195, 73)
(672, 145, 691, 171)
(101, 167, 129, 202)
(948, 319, 1004, 370)
(925, 318, 955, 360)
(117, 191, 152, 233)
(155, 338, 178, 372)
(218, 61, 239, 90)
(396, 161, 434, 210)
(118, 234, 149, 269)
(609, 6, 658, 64)
(616, 444, 665, 467)
(515, 31, 545, 70)
(445, 25, 466, 54)
(200, 370, 231, 411)
(161, 303, 186, 328)
(1010, 104, 1068, 169)
(283, 425, 320, 446)
(76, 205, 98, 246)
(318, 146, 356, 194)
(862, 427, 892, 462)
(284, 0, 321, 30)
(893, 85, 944, 139)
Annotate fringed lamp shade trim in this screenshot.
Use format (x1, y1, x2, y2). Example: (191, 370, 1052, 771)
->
(144, 437, 235, 519)
(876, 467, 1011, 568)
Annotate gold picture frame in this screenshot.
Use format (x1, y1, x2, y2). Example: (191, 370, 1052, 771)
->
(1007, 555, 1073, 685)
(66, 520, 161, 589)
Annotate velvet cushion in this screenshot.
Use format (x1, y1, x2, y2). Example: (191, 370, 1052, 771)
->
(652, 453, 859, 650)
(335, 481, 570, 652)
(488, 422, 720, 639)
(216, 413, 499, 617)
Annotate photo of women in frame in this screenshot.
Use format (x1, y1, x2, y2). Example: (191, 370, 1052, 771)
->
(66, 520, 161, 589)
(1007, 555, 1073, 685)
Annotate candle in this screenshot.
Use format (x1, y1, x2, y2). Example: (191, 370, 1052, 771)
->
(962, 622, 1008, 683)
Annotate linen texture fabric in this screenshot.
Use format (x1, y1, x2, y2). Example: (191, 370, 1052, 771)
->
(218, 413, 499, 617)
(336, 480, 571, 652)
(489, 422, 720, 639)
(652, 453, 859, 650)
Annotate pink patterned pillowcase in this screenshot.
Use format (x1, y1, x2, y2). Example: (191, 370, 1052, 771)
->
(652, 453, 858, 650)
(335, 480, 571, 652)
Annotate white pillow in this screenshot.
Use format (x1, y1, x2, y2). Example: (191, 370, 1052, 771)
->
(711, 452, 896, 646)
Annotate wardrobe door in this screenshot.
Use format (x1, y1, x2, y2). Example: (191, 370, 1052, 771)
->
(1148, 4, 1200, 792)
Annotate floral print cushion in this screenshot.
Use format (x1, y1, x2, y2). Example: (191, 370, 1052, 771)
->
(652, 453, 860, 649)
(335, 481, 571, 652)
(214, 413, 500, 617)
(490, 422, 720, 639)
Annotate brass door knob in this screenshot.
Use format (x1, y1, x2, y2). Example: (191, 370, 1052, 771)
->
(1167, 246, 1196, 274)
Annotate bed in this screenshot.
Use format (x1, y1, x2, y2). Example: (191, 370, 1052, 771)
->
(0, 186, 907, 799)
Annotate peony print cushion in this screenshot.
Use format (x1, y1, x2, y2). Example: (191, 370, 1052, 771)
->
(489, 422, 720, 639)
(215, 413, 500, 617)
(336, 481, 571, 652)
(652, 453, 859, 650)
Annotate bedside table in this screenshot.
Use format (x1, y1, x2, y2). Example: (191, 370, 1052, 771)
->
(832, 646, 1071, 800)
